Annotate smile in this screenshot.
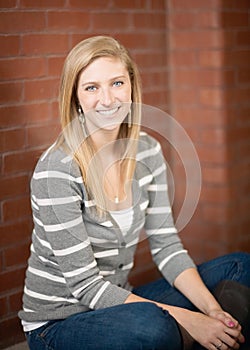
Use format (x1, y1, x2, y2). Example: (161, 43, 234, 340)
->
(97, 107, 119, 116)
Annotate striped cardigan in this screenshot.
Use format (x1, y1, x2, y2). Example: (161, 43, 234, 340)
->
(19, 132, 195, 323)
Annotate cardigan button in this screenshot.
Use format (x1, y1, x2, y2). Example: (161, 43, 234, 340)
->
(118, 264, 123, 269)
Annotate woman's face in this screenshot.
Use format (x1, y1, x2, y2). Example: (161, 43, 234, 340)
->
(77, 56, 132, 133)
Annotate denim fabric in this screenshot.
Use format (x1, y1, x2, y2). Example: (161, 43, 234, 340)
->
(25, 252, 250, 350)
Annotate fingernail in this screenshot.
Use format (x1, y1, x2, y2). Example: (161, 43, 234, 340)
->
(228, 321, 235, 327)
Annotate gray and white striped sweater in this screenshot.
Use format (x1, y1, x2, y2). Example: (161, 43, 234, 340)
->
(19, 132, 195, 323)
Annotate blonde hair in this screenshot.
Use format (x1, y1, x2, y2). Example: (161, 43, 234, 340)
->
(57, 36, 142, 215)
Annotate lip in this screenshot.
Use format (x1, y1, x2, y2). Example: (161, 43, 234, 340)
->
(96, 106, 120, 116)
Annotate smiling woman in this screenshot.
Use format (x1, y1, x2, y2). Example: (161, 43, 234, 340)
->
(18, 36, 250, 350)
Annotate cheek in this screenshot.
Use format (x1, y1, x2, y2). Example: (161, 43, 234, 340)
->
(78, 93, 97, 112)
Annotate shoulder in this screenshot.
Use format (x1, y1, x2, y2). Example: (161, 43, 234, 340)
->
(33, 144, 81, 178)
(137, 131, 164, 161)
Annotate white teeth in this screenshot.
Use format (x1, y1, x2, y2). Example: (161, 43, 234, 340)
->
(98, 107, 119, 116)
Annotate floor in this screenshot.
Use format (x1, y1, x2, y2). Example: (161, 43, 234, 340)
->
(4, 342, 29, 350)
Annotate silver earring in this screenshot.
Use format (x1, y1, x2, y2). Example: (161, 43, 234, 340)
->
(78, 106, 85, 124)
(127, 110, 132, 128)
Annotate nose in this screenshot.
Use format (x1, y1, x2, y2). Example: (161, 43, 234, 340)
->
(100, 87, 115, 107)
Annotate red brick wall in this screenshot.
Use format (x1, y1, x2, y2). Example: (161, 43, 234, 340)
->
(0, 0, 249, 348)
(168, 0, 250, 262)
(0, 0, 167, 348)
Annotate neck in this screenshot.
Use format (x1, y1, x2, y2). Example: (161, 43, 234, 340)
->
(89, 127, 120, 152)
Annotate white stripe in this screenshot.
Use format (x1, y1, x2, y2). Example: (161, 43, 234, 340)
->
(146, 206, 171, 214)
(44, 216, 82, 232)
(139, 131, 147, 136)
(61, 155, 73, 163)
(140, 200, 149, 211)
(54, 240, 90, 256)
(33, 230, 53, 250)
(121, 262, 134, 271)
(139, 174, 153, 187)
(100, 221, 113, 227)
(23, 307, 35, 312)
(99, 269, 116, 276)
(31, 199, 39, 210)
(89, 236, 118, 245)
(159, 250, 188, 271)
(136, 143, 161, 161)
(126, 237, 139, 248)
(72, 276, 103, 298)
(153, 163, 166, 177)
(151, 248, 161, 254)
(33, 171, 83, 183)
(84, 200, 95, 208)
(89, 281, 110, 309)
(38, 256, 59, 267)
(24, 286, 78, 303)
(94, 249, 119, 259)
(28, 266, 66, 283)
(147, 227, 177, 235)
(33, 195, 81, 206)
(148, 184, 168, 191)
(40, 142, 57, 161)
(63, 260, 97, 278)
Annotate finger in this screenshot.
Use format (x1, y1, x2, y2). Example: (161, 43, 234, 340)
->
(220, 332, 240, 349)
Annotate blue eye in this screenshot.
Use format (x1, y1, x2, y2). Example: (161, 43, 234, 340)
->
(113, 81, 123, 87)
(85, 85, 97, 92)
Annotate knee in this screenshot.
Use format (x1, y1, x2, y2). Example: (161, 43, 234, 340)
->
(127, 302, 181, 350)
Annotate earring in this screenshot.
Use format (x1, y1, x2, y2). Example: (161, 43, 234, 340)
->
(78, 106, 85, 124)
(78, 106, 87, 137)
(127, 110, 132, 128)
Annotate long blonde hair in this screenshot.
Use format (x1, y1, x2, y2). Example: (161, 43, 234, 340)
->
(57, 36, 142, 215)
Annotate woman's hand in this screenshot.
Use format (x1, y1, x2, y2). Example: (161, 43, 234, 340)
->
(208, 309, 245, 345)
(181, 310, 244, 350)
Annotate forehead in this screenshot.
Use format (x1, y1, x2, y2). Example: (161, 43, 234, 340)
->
(79, 56, 129, 83)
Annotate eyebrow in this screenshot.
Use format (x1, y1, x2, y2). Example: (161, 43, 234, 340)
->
(81, 75, 128, 87)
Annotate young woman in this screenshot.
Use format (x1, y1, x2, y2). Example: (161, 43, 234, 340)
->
(19, 35, 250, 350)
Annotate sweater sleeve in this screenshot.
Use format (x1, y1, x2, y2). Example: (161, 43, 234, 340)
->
(30, 149, 130, 311)
(142, 137, 196, 285)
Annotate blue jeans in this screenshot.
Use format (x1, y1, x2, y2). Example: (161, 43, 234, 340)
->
(25, 252, 250, 350)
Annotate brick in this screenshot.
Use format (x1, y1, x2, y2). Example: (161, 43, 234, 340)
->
(0, 103, 51, 128)
(9, 291, 23, 313)
(169, 0, 222, 9)
(199, 88, 224, 107)
(200, 185, 233, 204)
(20, 0, 64, 7)
(91, 12, 129, 30)
(236, 30, 250, 46)
(22, 34, 69, 55)
(198, 50, 224, 68)
(0, 128, 26, 153)
(48, 56, 65, 77)
(221, 0, 249, 9)
(201, 127, 226, 145)
(226, 50, 250, 67)
(0, 57, 46, 81)
(3, 149, 43, 174)
(0, 174, 29, 199)
(69, 0, 112, 8)
(0, 267, 26, 293)
(27, 123, 61, 147)
(0, 35, 20, 57)
(112, 0, 147, 10)
(221, 11, 249, 28)
(0, 0, 17, 8)
(170, 51, 197, 67)
(48, 11, 90, 30)
(2, 196, 31, 222)
(150, 0, 166, 10)
(0, 317, 25, 349)
(0, 81, 23, 104)
(196, 145, 228, 164)
(4, 242, 30, 268)
(172, 69, 234, 87)
(0, 219, 32, 247)
(169, 12, 197, 29)
(196, 11, 221, 28)
(133, 13, 166, 29)
(0, 297, 8, 318)
(0, 11, 45, 34)
(24, 78, 59, 102)
(171, 30, 233, 50)
(237, 69, 250, 85)
(202, 204, 235, 224)
(202, 166, 229, 184)
(171, 88, 198, 106)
